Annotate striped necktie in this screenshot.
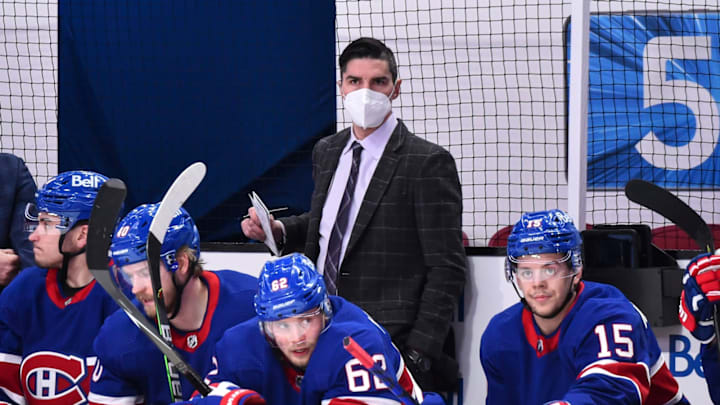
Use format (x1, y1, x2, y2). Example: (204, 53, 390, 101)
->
(323, 141, 363, 295)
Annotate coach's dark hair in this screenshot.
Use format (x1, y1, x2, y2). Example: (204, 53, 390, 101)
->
(339, 37, 398, 82)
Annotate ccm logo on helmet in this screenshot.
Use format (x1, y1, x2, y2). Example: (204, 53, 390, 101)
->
(71, 174, 103, 189)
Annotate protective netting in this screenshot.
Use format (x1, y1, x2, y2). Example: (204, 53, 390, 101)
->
(0, 0, 57, 186)
(3, 0, 720, 248)
(336, 0, 720, 248)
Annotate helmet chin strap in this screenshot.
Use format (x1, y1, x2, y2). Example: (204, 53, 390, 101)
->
(57, 229, 88, 297)
(509, 277, 531, 311)
(167, 259, 197, 320)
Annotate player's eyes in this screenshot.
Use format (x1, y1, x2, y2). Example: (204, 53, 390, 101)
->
(40, 219, 55, 229)
(543, 267, 558, 276)
(518, 269, 533, 280)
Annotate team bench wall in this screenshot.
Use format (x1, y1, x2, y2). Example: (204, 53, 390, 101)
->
(201, 246, 710, 404)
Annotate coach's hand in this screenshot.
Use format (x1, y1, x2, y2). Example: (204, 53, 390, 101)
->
(240, 208, 283, 244)
(0, 249, 20, 286)
(679, 253, 720, 343)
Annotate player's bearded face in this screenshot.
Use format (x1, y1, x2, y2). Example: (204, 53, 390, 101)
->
(269, 308, 325, 369)
(119, 261, 176, 317)
(515, 253, 577, 319)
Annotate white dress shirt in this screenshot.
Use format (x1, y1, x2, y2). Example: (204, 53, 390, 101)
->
(316, 113, 398, 275)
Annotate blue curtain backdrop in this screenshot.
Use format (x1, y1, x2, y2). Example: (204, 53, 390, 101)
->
(59, 0, 336, 241)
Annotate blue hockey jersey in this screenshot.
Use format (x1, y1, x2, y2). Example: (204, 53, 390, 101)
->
(199, 295, 422, 405)
(88, 270, 258, 405)
(0, 267, 118, 404)
(480, 281, 687, 405)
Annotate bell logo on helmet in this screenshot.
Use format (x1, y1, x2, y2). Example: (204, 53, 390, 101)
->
(71, 174, 104, 189)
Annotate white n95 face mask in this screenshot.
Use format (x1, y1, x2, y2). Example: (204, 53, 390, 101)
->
(343, 88, 393, 129)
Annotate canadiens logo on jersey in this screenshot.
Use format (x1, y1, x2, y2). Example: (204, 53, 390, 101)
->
(20, 351, 95, 404)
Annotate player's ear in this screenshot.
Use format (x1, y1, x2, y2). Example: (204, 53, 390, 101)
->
(75, 223, 89, 247)
(175, 250, 190, 276)
(574, 266, 583, 286)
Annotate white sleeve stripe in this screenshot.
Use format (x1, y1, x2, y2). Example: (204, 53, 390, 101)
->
(321, 396, 403, 405)
(580, 358, 651, 383)
(0, 387, 25, 405)
(650, 355, 665, 376)
(663, 391, 684, 405)
(395, 354, 405, 380)
(87, 392, 141, 405)
(579, 368, 643, 404)
(0, 353, 22, 365)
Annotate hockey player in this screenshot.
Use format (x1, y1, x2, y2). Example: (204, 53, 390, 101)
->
(0, 171, 117, 404)
(88, 203, 258, 404)
(183, 253, 445, 405)
(480, 209, 688, 405)
(679, 252, 720, 403)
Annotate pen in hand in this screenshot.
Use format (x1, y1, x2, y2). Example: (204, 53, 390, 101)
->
(242, 207, 289, 219)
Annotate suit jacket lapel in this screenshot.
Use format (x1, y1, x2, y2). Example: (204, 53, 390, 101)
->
(345, 121, 408, 257)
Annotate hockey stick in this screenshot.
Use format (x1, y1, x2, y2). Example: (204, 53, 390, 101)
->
(624, 178, 720, 357)
(147, 162, 207, 401)
(343, 336, 420, 405)
(87, 179, 212, 397)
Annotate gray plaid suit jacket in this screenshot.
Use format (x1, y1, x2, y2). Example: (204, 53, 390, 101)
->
(0, 153, 37, 272)
(281, 120, 466, 368)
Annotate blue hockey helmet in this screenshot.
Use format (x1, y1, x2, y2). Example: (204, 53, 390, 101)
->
(505, 209, 582, 282)
(255, 253, 331, 321)
(26, 170, 108, 234)
(110, 203, 200, 273)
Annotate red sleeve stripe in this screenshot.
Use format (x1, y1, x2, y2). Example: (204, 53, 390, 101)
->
(645, 362, 684, 405)
(395, 354, 423, 402)
(578, 360, 650, 403)
(0, 353, 23, 403)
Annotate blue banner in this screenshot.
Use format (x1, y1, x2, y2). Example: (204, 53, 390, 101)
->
(568, 13, 720, 188)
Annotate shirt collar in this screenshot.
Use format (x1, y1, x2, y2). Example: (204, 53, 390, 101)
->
(347, 112, 397, 159)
